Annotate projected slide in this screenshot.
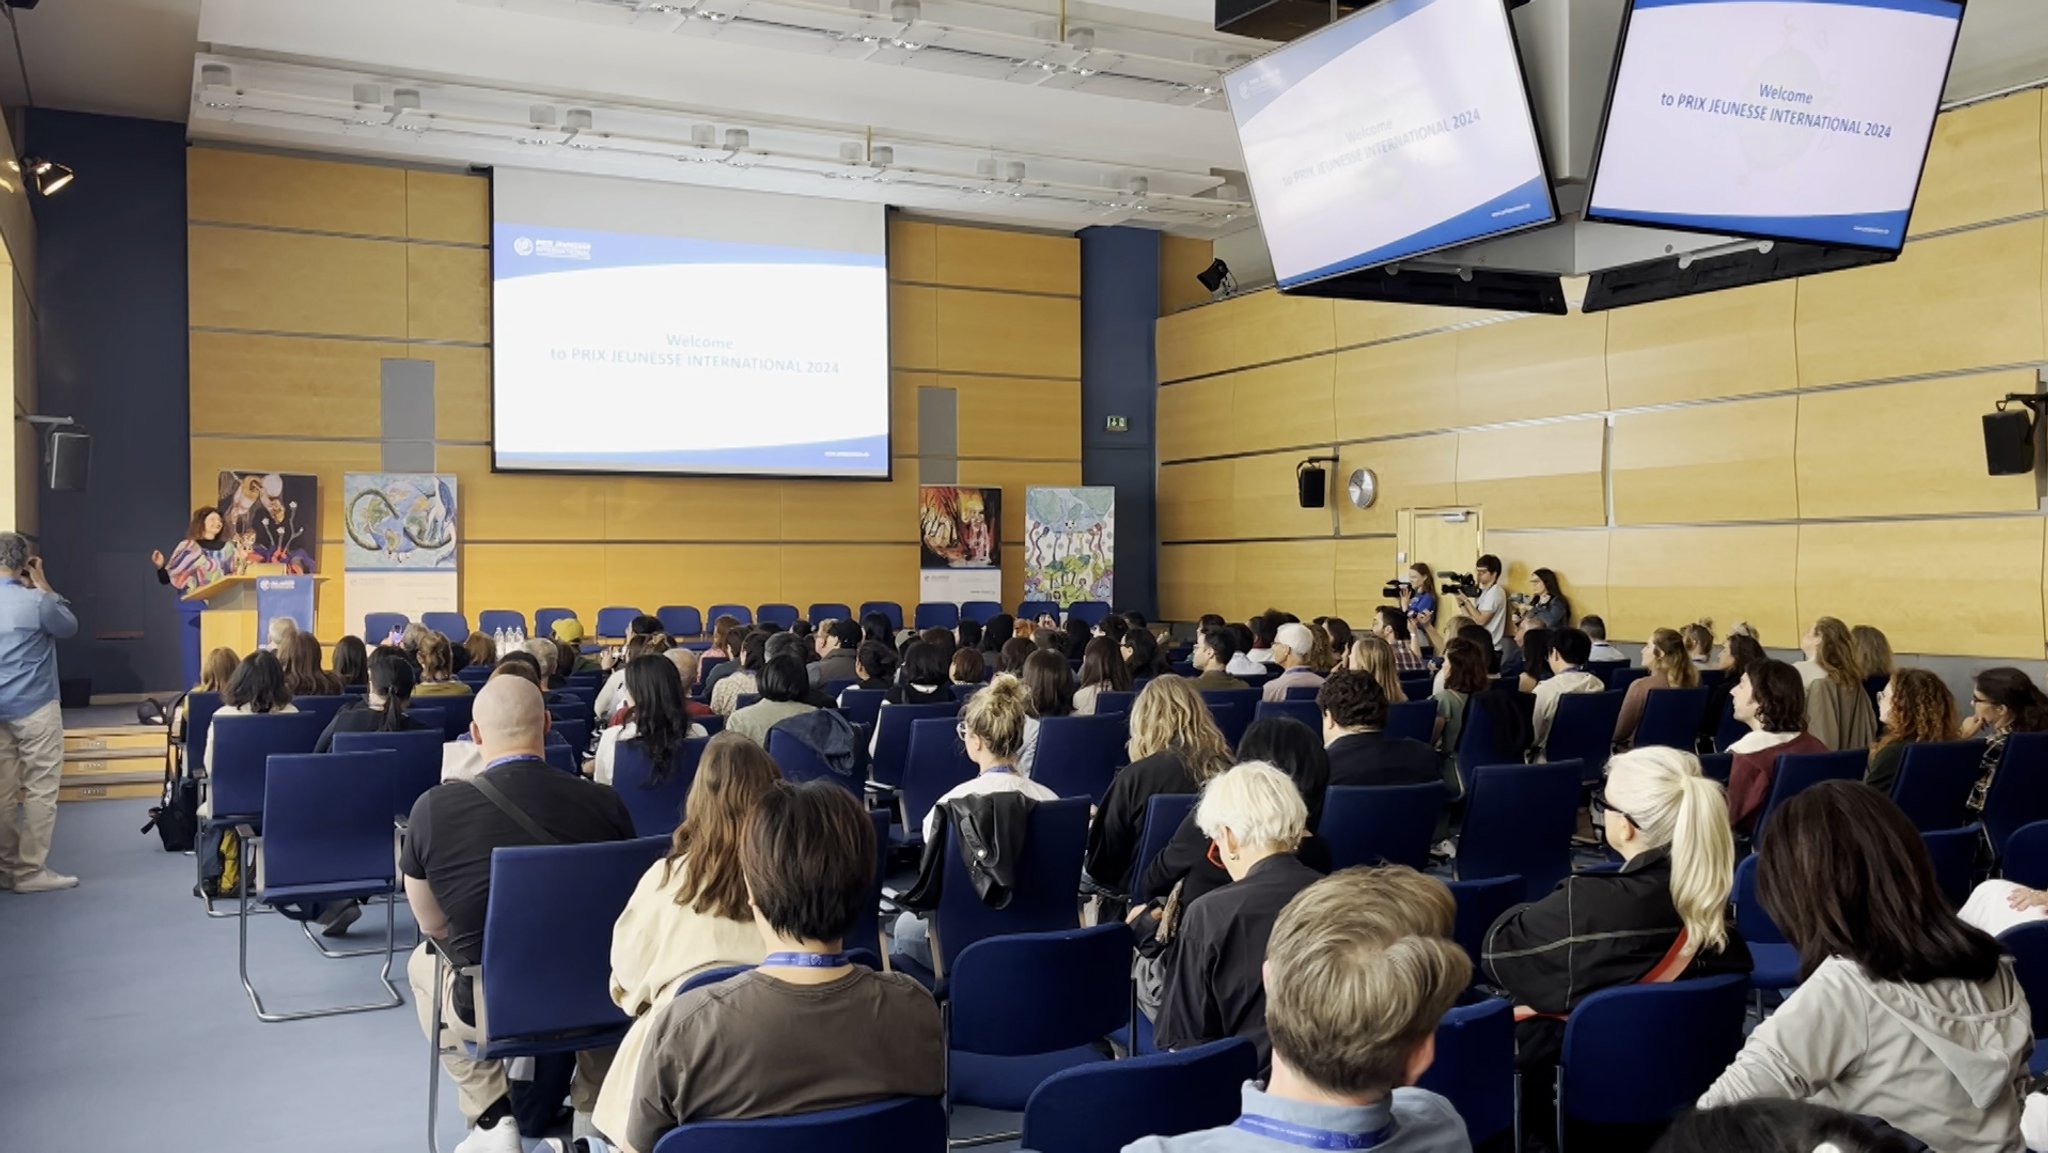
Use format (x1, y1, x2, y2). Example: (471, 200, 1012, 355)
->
(1227, 0, 1554, 289)
(1588, 0, 1963, 249)
(491, 171, 891, 478)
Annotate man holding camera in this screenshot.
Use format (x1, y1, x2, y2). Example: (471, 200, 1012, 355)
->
(1453, 554, 1509, 655)
(0, 533, 78, 893)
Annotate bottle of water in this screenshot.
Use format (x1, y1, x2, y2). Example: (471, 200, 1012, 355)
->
(514, 625, 525, 646)
(493, 627, 506, 657)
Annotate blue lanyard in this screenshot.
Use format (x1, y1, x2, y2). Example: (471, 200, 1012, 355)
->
(761, 951, 848, 969)
(484, 755, 544, 771)
(1233, 1115, 1393, 1150)
(983, 765, 1016, 775)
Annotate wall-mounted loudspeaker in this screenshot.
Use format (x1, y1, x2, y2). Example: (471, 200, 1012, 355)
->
(47, 430, 89, 492)
(1984, 410, 2035, 476)
(1296, 464, 1326, 509)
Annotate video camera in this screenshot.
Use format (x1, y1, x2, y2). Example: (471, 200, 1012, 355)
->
(1380, 579, 1409, 600)
(1438, 571, 1483, 599)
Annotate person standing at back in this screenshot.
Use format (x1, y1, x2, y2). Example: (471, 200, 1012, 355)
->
(0, 534, 77, 893)
(1452, 554, 1509, 656)
(402, 676, 637, 1153)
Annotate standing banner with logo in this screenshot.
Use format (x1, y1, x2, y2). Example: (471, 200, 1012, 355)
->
(1024, 486, 1114, 608)
(918, 485, 1002, 606)
(341, 473, 460, 637)
(254, 575, 316, 643)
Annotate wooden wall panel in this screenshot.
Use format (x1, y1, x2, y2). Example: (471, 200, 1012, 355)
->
(406, 245, 490, 343)
(1607, 525, 1800, 645)
(888, 220, 938, 284)
(405, 170, 489, 245)
(932, 289, 1080, 379)
(1797, 371, 2041, 518)
(1333, 300, 1495, 349)
(1232, 291, 1336, 370)
(420, 344, 491, 442)
(190, 226, 408, 338)
(602, 475, 783, 542)
(189, 334, 393, 439)
(1158, 460, 1234, 543)
(1456, 419, 1605, 529)
(890, 374, 921, 455)
(1909, 88, 2045, 237)
(604, 543, 786, 612)
(1334, 331, 1459, 441)
(1235, 452, 1333, 541)
(955, 375, 1079, 460)
(1455, 312, 1608, 426)
(1333, 537, 1400, 625)
(930, 225, 1079, 296)
(462, 544, 600, 623)
(890, 284, 938, 370)
(439, 445, 607, 543)
(1799, 518, 2045, 660)
(1159, 544, 1237, 621)
(1795, 219, 2047, 386)
(189, 149, 407, 236)
(1157, 374, 1235, 463)
(1237, 540, 1337, 619)
(1159, 236, 1216, 316)
(1156, 296, 1241, 383)
(1611, 397, 1798, 525)
(1491, 530, 1611, 628)
(779, 467, 918, 543)
(1335, 434, 1458, 538)
(1232, 358, 1334, 453)
(1605, 282, 1798, 409)
(189, 437, 382, 547)
(783, 544, 918, 616)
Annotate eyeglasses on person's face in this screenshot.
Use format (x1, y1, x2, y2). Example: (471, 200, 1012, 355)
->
(1588, 784, 1640, 831)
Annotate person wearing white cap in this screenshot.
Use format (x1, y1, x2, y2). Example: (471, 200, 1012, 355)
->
(1260, 622, 1326, 704)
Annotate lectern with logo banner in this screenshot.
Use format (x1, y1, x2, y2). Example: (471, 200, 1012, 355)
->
(182, 566, 324, 657)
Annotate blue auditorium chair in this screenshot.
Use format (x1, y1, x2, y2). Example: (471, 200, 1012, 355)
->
(1456, 761, 1583, 902)
(1021, 1037, 1256, 1153)
(756, 603, 799, 629)
(1031, 714, 1128, 806)
(653, 1096, 945, 1153)
(1892, 739, 1988, 831)
(656, 605, 702, 638)
(610, 736, 707, 838)
(595, 606, 643, 638)
(1319, 783, 1445, 871)
(1554, 975, 1748, 1151)
(420, 611, 468, 640)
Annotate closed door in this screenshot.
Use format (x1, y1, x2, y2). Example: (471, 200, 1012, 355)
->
(1399, 507, 1483, 632)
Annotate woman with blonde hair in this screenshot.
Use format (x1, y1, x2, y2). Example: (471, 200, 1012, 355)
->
(1484, 746, 1752, 1131)
(1345, 634, 1407, 704)
(594, 733, 781, 1142)
(1085, 676, 1235, 892)
(1613, 627, 1699, 748)
(1865, 668, 1959, 794)
(1799, 616, 1876, 751)
(411, 630, 472, 697)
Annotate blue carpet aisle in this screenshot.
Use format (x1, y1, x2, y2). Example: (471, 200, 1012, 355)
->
(0, 802, 1022, 1152)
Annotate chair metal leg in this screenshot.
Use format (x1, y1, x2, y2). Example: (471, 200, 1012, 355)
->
(240, 871, 405, 1022)
(300, 894, 420, 958)
(427, 948, 447, 1153)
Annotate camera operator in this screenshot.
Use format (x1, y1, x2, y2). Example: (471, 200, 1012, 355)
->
(1397, 562, 1437, 634)
(1452, 554, 1508, 655)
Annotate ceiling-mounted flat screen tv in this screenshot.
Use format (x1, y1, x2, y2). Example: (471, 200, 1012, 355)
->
(1585, 0, 1965, 251)
(1226, 0, 1557, 291)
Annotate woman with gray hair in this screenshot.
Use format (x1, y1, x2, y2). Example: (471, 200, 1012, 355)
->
(1150, 760, 1320, 1072)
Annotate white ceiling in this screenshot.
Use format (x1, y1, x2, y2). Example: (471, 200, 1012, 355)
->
(0, 0, 2043, 233)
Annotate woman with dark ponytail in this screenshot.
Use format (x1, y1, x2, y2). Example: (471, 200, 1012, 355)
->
(315, 646, 428, 752)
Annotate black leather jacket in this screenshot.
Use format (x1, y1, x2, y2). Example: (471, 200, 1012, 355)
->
(899, 790, 1038, 911)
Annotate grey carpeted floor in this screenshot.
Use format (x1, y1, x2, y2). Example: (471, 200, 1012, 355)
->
(0, 801, 1020, 1153)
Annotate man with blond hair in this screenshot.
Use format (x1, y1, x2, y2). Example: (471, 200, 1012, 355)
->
(1126, 867, 1472, 1153)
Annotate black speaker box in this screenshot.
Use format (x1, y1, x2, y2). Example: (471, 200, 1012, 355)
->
(1297, 465, 1326, 509)
(1984, 410, 2035, 477)
(47, 430, 88, 491)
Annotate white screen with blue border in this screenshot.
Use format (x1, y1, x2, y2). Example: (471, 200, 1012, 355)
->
(491, 168, 891, 478)
(1588, 0, 1962, 249)
(1227, 0, 1555, 290)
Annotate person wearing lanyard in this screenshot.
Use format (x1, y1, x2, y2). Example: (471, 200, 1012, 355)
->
(1123, 868, 1472, 1153)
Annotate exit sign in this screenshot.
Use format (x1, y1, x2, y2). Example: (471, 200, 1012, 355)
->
(1105, 415, 1130, 433)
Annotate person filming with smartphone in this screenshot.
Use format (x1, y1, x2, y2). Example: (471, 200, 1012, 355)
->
(0, 535, 79, 892)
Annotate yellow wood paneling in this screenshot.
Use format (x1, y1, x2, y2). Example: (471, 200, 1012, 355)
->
(1333, 537, 1400, 625)
(1797, 371, 2042, 518)
(1605, 281, 1798, 409)
(1158, 459, 1234, 544)
(1160, 236, 1216, 316)
(890, 284, 938, 370)
(779, 466, 918, 542)
(888, 220, 938, 284)
(929, 225, 1079, 296)
(418, 344, 491, 442)
(1335, 434, 1458, 538)
(1611, 396, 1798, 525)
(464, 543, 606, 625)
(604, 543, 786, 611)
(1156, 298, 1243, 383)
(891, 373, 921, 456)
(1910, 89, 2045, 237)
(955, 376, 1080, 461)
(782, 544, 918, 617)
(1799, 518, 2045, 660)
(1334, 330, 1459, 441)
(1157, 374, 1235, 463)
(439, 444, 607, 543)
(189, 333, 394, 439)
(188, 149, 407, 237)
(1456, 419, 1605, 529)
(1159, 544, 1238, 621)
(405, 170, 489, 245)
(931, 289, 1080, 379)
(1235, 452, 1334, 541)
(190, 437, 383, 550)
(1455, 312, 1608, 426)
(602, 474, 783, 542)
(1491, 530, 1611, 630)
(1333, 300, 1496, 349)
(1235, 291, 1337, 369)
(1231, 358, 1334, 455)
(1237, 540, 1337, 620)
(190, 226, 408, 339)
(407, 245, 489, 343)
(1795, 218, 2047, 386)
(1607, 525, 1800, 646)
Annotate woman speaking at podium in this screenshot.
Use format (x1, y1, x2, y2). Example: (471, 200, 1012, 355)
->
(152, 507, 248, 687)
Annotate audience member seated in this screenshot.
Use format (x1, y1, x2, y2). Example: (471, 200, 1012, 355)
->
(725, 654, 817, 746)
(1864, 669, 1958, 794)
(1321, 616, 1354, 657)
(1137, 717, 1331, 908)
(1509, 624, 1549, 688)
(1485, 747, 1750, 1133)
(1085, 676, 1235, 895)
(551, 619, 603, 674)
(589, 734, 780, 1144)
(920, 626, 959, 656)
(1724, 659, 1826, 836)
(271, 615, 303, 652)
(597, 624, 670, 719)
(846, 640, 897, 696)
(594, 655, 708, 784)
(1800, 617, 1876, 752)
(1242, 611, 1281, 666)
(700, 628, 753, 704)
(1190, 628, 1250, 693)
(1124, 629, 1172, 680)
(998, 636, 1035, 676)
(1614, 628, 1699, 749)
(605, 781, 943, 1153)
(1581, 615, 1627, 664)
(1074, 636, 1133, 716)
(883, 640, 951, 707)
(949, 646, 985, 687)
(1019, 649, 1075, 776)
(807, 619, 860, 688)
(1699, 781, 2030, 1153)
(413, 632, 473, 699)
(462, 631, 496, 672)
(1372, 607, 1428, 675)
(761, 633, 833, 709)
(1033, 626, 1068, 657)
(1096, 613, 1131, 646)
(1531, 627, 1604, 753)
(1655, 1100, 1937, 1153)
(704, 615, 742, 664)
(1345, 634, 1408, 704)
(1148, 761, 1322, 1068)
(1963, 667, 2048, 818)
(201, 649, 296, 794)
(708, 631, 769, 717)
(1260, 623, 1327, 704)
(978, 613, 1015, 657)
(317, 646, 429, 753)
(1064, 615, 1093, 659)
(1319, 671, 1438, 790)
(331, 634, 369, 690)
(442, 657, 545, 782)
(1125, 867, 1471, 1153)
(279, 629, 341, 697)
(402, 677, 637, 1153)
(1854, 624, 1896, 686)
(659, 649, 713, 722)
(1519, 567, 1572, 633)
(1703, 633, 1767, 748)
(522, 637, 582, 707)
(1430, 638, 1491, 795)
(173, 645, 240, 745)
(1681, 619, 1716, 669)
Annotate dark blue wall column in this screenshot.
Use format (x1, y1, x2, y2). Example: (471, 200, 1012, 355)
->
(1078, 226, 1159, 619)
(28, 111, 189, 694)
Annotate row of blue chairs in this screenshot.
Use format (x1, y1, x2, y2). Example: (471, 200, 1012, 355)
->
(364, 600, 1121, 645)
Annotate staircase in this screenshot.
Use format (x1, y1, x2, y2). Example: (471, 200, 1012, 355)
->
(61, 726, 169, 803)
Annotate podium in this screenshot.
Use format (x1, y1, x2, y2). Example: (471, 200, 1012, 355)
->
(182, 567, 327, 659)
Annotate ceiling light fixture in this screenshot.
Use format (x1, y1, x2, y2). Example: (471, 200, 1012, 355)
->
(22, 157, 71, 196)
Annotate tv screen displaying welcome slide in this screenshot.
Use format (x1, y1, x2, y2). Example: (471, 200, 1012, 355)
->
(1586, 0, 1963, 250)
(1226, 0, 1555, 290)
(491, 169, 890, 478)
